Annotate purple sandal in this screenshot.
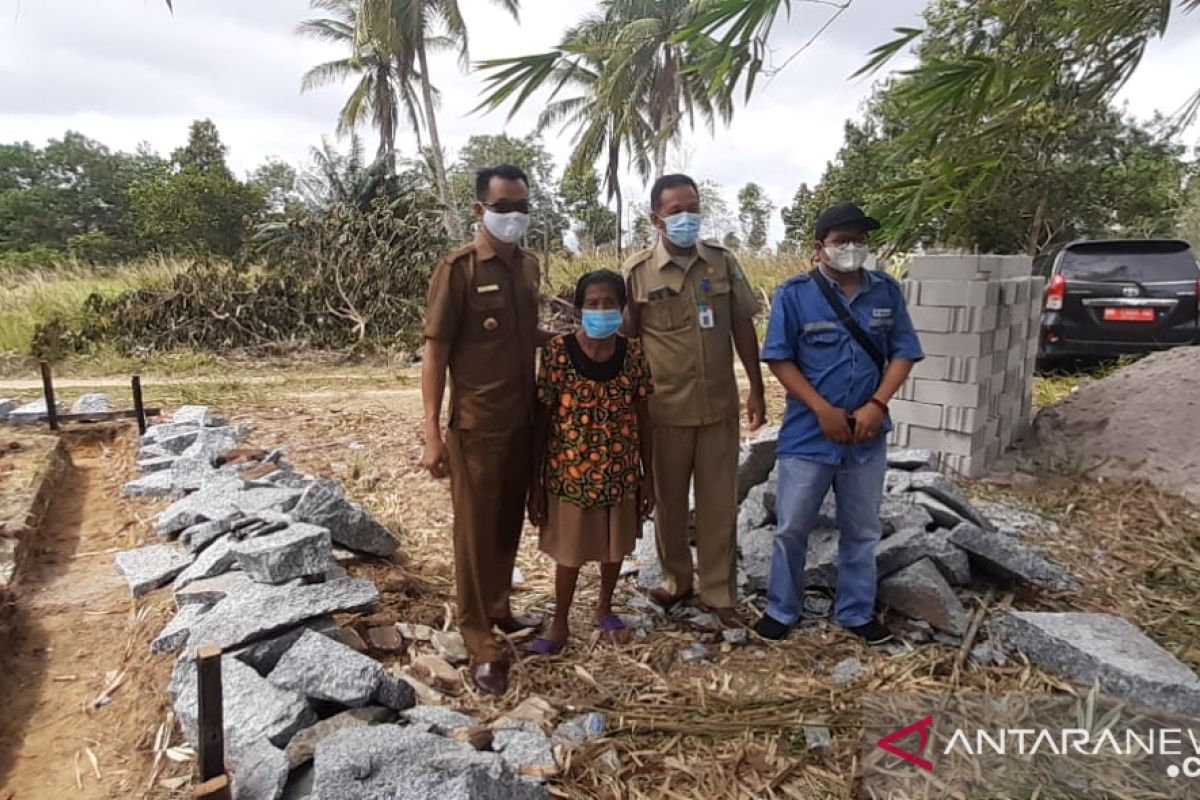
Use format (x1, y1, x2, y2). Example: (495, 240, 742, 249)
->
(596, 614, 628, 640)
(528, 636, 565, 655)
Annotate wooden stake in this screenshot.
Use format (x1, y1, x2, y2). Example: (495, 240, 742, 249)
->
(951, 589, 994, 688)
(193, 774, 231, 800)
(132, 375, 147, 435)
(39, 361, 59, 432)
(195, 644, 226, 783)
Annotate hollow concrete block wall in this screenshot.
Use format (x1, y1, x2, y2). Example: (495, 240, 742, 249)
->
(890, 255, 1045, 478)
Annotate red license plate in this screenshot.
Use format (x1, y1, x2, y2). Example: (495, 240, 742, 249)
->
(1103, 307, 1155, 322)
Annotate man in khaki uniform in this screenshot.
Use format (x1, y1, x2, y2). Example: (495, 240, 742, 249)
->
(421, 164, 542, 695)
(624, 173, 767, 623)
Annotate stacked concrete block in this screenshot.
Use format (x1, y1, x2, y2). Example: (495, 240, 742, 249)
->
(888, 255, 1044, 478)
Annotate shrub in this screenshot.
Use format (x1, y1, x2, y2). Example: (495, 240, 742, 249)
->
(66, 231, 136, 264)
(0, 246, 69, 275)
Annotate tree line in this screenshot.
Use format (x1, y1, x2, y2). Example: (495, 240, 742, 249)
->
(0, 120, 785, 269)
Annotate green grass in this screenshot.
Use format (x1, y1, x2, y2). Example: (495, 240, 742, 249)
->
(546, 250, 809, 296)
(1032, 356, 1137, 408)
(0, 347, 232, 380)
(545, 250, 911, 301)
(0, 256, 184, 354)
(1033, 372, 1085, 408)
(0, 248, 875, 360)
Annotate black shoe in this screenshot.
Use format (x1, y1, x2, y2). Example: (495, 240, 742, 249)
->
(845, 620, 894, 645)
(753, 613, 791, 641)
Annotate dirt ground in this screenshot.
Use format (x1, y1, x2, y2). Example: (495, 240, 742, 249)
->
(0, 365, 1197, 799)
(0, 435, 183, 799)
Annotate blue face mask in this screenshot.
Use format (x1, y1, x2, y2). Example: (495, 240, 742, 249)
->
(581, 309, 623, 340)
(662, 211, 702, 248)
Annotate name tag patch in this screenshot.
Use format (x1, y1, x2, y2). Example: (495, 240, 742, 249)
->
(476, 284, 501, 294)
(803, 321, 838, 333)
(872, 308, 893, 318)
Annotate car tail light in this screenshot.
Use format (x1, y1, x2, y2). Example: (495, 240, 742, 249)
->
(1045, 274, 1066, 311)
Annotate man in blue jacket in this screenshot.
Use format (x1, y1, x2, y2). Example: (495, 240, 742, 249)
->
(754, 203, 924, 644)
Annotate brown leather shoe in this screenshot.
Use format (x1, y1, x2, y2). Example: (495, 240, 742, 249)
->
(472, 661, 509, 696)
(494, 613, 543, 635)
(648, 587, 694, 610)
(714, 607, 740, 628)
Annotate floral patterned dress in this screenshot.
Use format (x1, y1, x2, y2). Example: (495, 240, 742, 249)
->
(536, 333, 653, 567)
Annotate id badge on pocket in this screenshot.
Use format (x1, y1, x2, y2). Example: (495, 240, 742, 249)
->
(698, 304, 715, 330)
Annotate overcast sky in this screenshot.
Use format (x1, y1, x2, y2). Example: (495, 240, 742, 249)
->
(2, 0, 1198, 245)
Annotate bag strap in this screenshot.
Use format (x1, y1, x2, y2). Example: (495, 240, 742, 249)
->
(809, 268, 886, 375)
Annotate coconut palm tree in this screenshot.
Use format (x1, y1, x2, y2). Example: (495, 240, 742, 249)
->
(584, 0, 733, 176)
(297, 0, 428, 166)
(299, 133, 381, 209)
(477, 0, 731, 181)
(355, 0, 521, 241)
(535, 50, 654, 256)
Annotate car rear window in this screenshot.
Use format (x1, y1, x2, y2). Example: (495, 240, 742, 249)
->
(1060, 241, 1199, 282)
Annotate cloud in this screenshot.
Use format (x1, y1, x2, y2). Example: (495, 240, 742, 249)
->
(0, 0, 1196, 248)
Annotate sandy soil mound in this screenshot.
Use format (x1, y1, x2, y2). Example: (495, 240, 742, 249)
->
(1025, 347, 1200, 503)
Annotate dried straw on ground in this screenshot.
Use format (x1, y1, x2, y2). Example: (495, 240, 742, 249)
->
(90, 380, 1200, 799)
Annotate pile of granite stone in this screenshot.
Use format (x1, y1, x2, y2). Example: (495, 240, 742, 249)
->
(1, 392, 112, 425)
(732, 430, 1078, 642)
(114, 406, 557, 800)
(632, 427, 1200, 718)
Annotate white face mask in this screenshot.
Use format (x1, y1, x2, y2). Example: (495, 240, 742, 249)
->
(483, 210, 531, 244)
(824, 242, 870, 272)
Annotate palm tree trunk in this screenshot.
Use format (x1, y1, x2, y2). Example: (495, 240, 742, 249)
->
(1027, 194, 1048, 256)
(416, 39, 463, 241)
(652, 50, 678, 177)
(380, 116, 396, 173)
(615, 182, 624, 259)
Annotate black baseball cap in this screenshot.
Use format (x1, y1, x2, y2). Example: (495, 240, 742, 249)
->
(815, 202, 881, 241)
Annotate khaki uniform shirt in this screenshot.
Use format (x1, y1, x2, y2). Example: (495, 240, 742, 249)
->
(623, 240, 760, 426)
(423, 234, 540, 431)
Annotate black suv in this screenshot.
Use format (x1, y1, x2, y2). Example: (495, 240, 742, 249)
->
(1037, 239, 1200, 368)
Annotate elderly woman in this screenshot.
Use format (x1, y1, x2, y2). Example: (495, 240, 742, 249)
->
(527, 269, 655, 654)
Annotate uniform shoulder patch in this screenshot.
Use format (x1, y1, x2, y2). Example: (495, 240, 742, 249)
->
(444, 242, 477, 267)
(872, 269, 904, 300)
(518, 247, 541, 268)
(621, 247, 654, 276)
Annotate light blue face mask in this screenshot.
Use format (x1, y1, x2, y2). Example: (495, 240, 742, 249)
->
(663, 211, 702, 248)
(581, 308, 623, 339)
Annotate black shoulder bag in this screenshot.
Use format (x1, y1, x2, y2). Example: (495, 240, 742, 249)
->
(809, 268, 887, 377)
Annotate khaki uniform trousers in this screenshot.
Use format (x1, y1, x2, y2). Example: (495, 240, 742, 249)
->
(446, 426, 530, 664)
(651, 416, 739, 608)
